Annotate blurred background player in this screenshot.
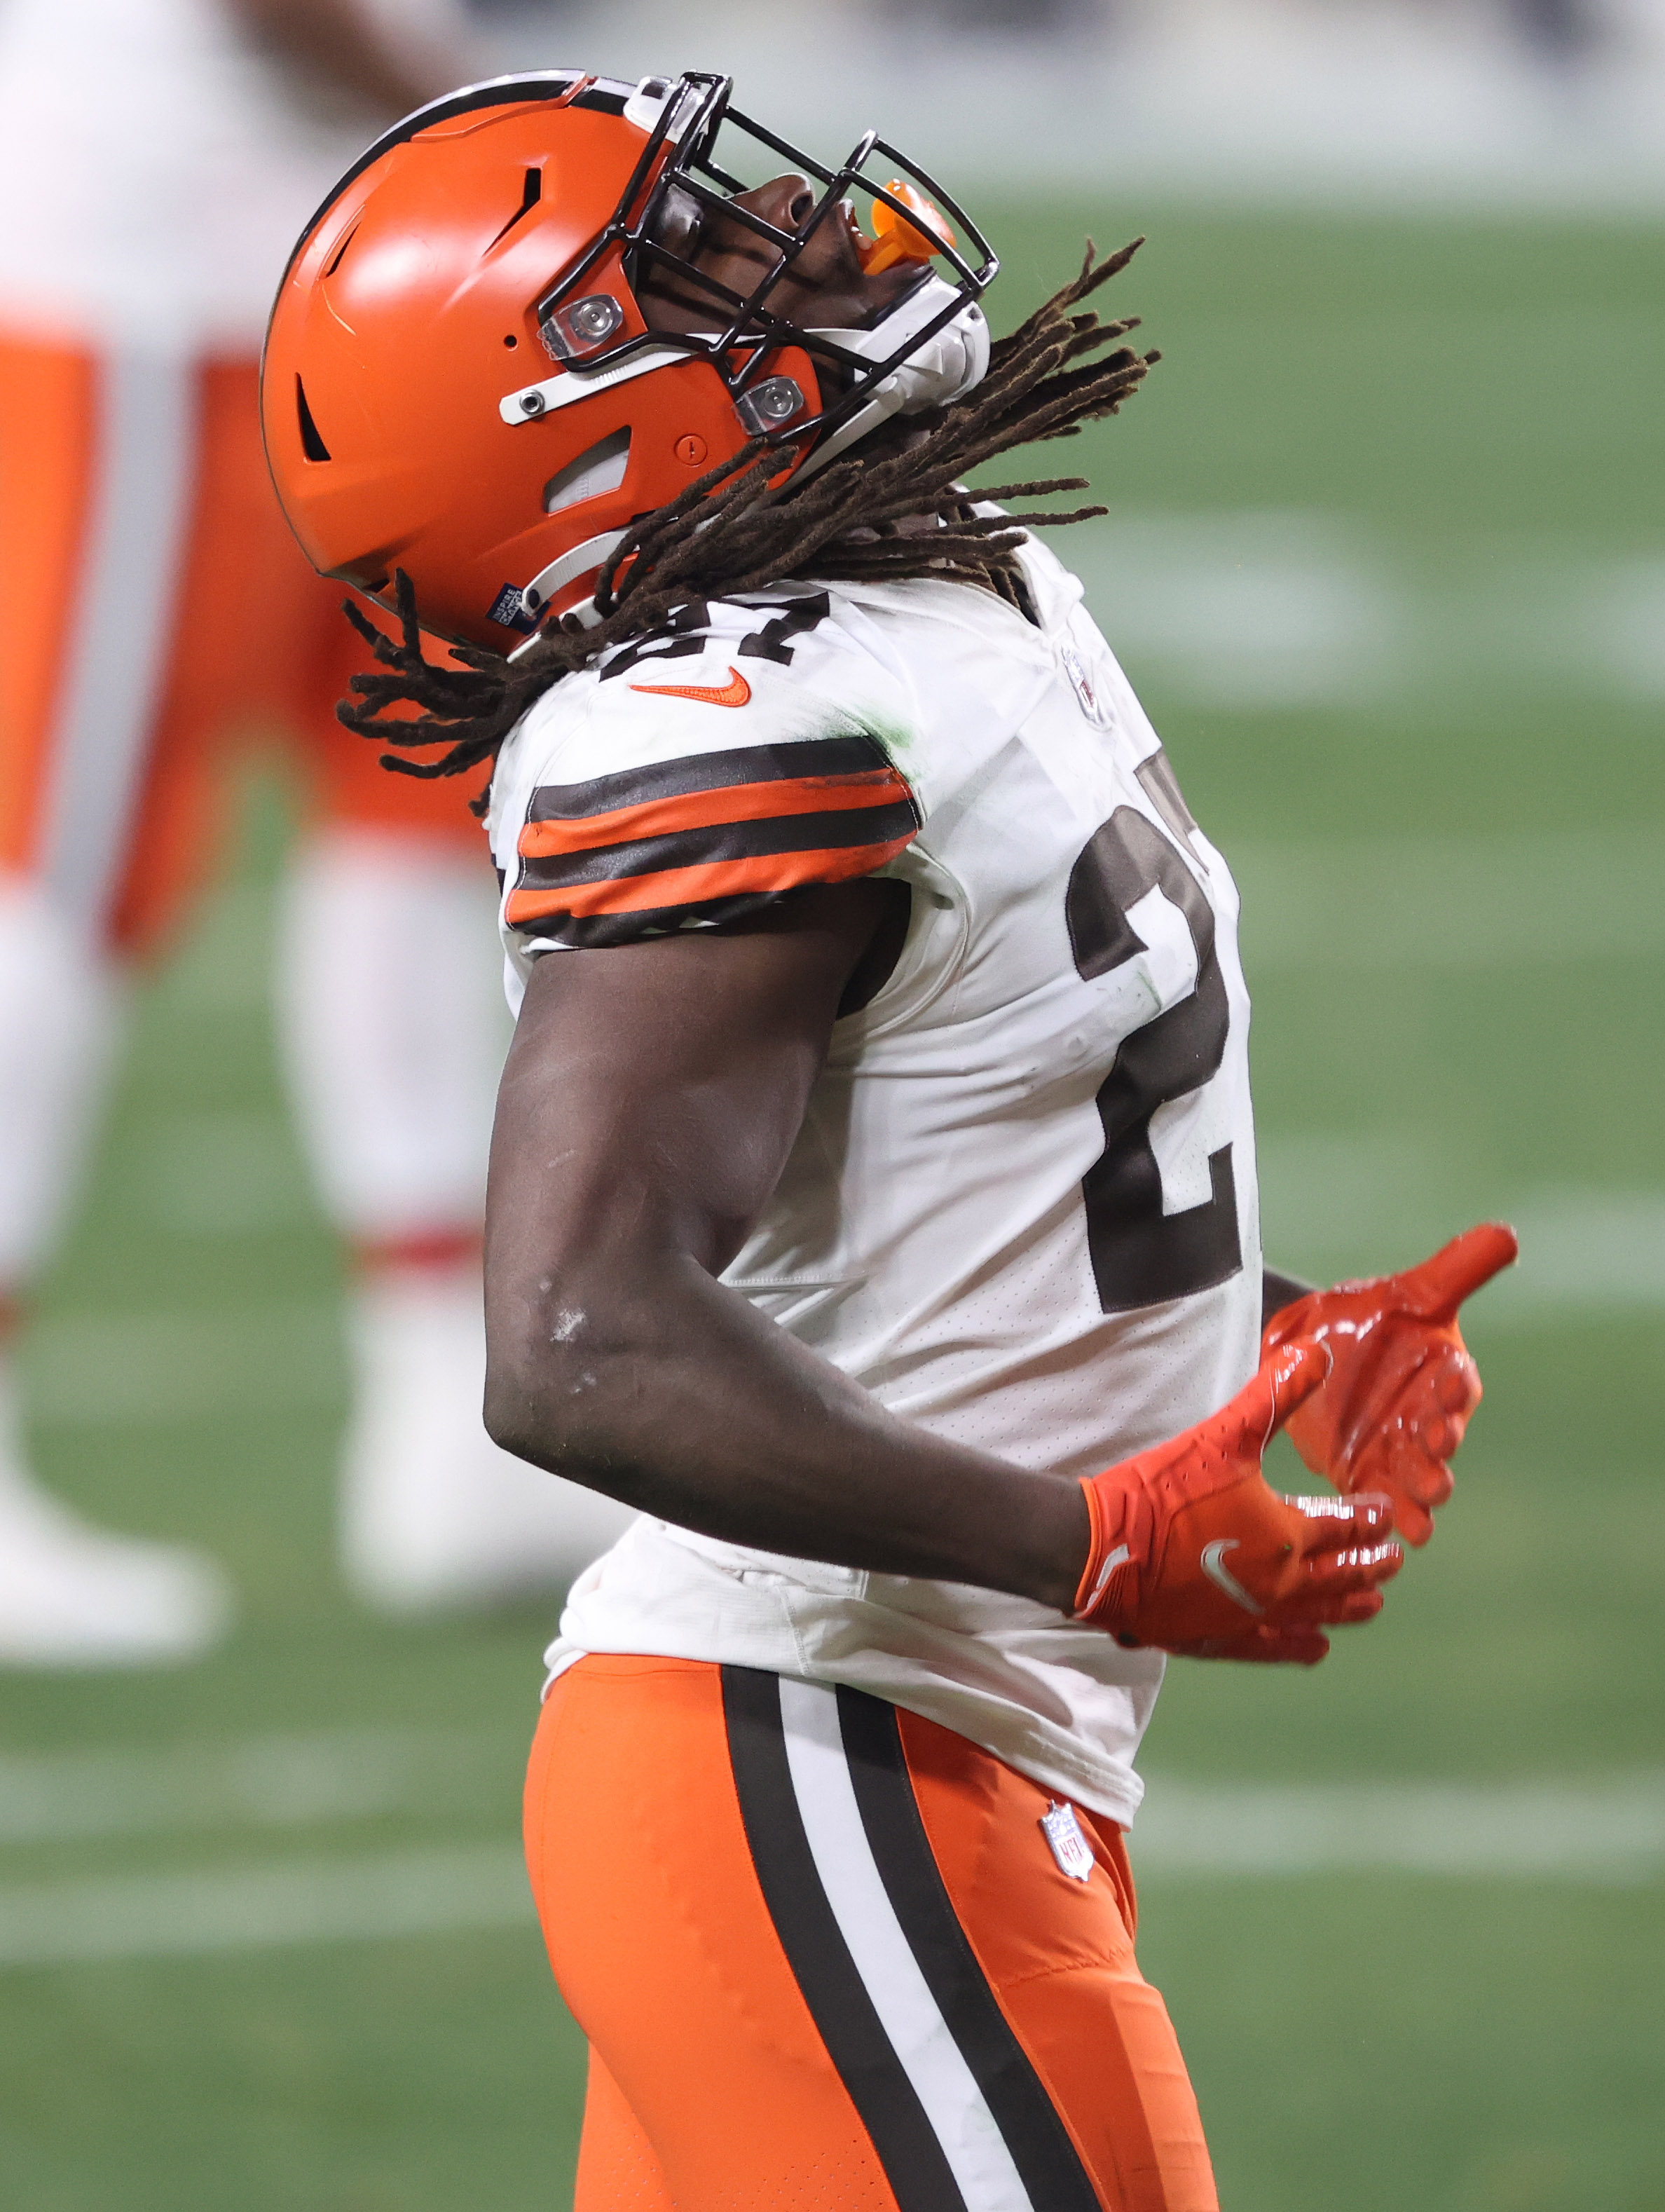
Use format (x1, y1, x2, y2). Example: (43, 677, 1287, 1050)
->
(0, 0, 631, 1665)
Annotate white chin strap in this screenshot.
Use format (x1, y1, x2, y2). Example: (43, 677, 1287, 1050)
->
(801, 276, 991, 477)
(506, 278, 989, 645)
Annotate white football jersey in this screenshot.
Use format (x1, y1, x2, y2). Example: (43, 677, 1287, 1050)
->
(488, 535, 1263, 1824)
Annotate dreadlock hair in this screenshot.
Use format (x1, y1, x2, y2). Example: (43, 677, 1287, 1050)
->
(339, 238, 1158, 812)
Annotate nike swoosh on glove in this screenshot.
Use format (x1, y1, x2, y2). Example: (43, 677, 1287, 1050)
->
(1261, 1222, 1519, 1547)
(1073, 1341, 1402, 1665)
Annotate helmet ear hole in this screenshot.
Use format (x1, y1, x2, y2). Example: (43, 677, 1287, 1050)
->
(542, 427, 631, 514)
(295, 377, 331, 462)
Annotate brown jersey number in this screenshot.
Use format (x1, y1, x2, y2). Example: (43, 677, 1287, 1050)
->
(1066, 802, 1242, 1313)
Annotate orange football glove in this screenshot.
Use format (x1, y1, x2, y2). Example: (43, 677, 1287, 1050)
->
(1261, 1222, 1518, 1548)
(1074, 1340, 1402, 1665)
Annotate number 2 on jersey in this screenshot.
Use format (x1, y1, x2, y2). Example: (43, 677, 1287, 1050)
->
(1066, 796, 1242, 1313)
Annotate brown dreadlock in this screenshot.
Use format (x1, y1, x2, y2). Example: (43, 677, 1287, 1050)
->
(339, 238, 1158, 811)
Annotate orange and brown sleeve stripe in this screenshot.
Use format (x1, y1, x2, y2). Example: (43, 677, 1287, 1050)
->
(506, 735, 919, 948)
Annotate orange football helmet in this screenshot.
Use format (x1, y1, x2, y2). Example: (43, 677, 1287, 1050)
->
(261, 71, 996, 651)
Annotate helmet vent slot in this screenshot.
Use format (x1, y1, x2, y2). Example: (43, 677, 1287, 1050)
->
(322, 223, 359, 279)
(295, 378, 331, 462)
(543, 428, 631, 515)
(488, 168, 544, 250)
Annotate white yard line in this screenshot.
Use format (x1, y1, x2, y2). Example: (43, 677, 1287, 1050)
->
(1254, 1138, 1665, 1316)
(1476, 1192, 1665, 1315)
(0, 1753, 1659, 1969)
(1233, 825, 1665, 972)
(1133, 1773, 1665, 1883)
(0, 1843, 533, 1970)
(0, 1729, 520, 1845)
(1070, 517, 1665, 712)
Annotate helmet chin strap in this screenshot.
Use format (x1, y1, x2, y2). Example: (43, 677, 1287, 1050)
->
(514, 528, 630, 641)
(799, 276, 991, 479)
(509, 281, 990, 642)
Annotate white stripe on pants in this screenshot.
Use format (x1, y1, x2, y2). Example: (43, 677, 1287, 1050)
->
(776, 1676, 1037, 2212)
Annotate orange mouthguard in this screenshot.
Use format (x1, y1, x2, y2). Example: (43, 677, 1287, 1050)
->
(859, 179, 957, 275)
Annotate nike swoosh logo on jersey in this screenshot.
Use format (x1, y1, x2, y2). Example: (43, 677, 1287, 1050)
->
(629, 666, 752, 709)
(1200, 1538, 1266, 1616)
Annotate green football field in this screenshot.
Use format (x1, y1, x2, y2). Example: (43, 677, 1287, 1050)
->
(1, 205, 1660, 2211)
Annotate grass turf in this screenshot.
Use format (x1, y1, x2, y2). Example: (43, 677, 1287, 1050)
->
(1, 205, 1660, 2209)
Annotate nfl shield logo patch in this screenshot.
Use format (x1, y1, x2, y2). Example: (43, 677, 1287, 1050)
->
(1040, 1801, 1095, 1882)
(1059, 642, 1114, 730)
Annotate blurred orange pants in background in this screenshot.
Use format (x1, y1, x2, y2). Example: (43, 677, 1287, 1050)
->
(0, 332, 482, 964)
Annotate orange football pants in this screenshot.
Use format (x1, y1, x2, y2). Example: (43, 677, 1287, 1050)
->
(525, 1654, 1218, 2212)
(0, 329, 483, 960)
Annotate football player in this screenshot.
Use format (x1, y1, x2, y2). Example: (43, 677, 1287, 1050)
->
(0, 0, 636, 1663)
(265, 71, 1516, 2210)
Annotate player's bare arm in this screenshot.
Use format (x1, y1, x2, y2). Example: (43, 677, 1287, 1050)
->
(484, 885, 1095, 1613)
(484, 892, 1403, 1658)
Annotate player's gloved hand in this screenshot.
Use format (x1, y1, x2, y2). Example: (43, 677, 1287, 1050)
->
(1073, 1341, 1402, 1665)
(1261, 1222, 1519, 1548)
